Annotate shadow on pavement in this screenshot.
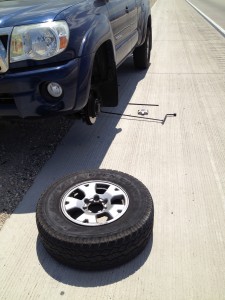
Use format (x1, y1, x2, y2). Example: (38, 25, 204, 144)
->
(2, 57, 156, 284)
(0, 0, 158, 223)
(11, 57, 153, 215)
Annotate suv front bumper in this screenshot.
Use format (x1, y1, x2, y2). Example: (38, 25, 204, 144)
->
(0, 58, 80, 118)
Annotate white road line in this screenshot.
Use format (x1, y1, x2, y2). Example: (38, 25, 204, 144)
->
(186, 0, 225, 37)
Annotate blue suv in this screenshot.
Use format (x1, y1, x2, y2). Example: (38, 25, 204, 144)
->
(0, 0, 152, 124)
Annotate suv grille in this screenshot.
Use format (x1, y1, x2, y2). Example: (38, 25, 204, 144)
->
(0, 27, 12, 74)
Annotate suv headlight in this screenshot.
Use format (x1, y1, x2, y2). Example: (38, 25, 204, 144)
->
(10, 21, 69, 63)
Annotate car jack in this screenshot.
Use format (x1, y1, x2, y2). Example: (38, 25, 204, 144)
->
(101, 103, 176, 125)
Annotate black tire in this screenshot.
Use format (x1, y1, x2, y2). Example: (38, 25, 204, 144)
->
(36, 170, 154, 270)
(133, 26, 152, 69)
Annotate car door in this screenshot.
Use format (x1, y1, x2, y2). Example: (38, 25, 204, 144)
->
(126, 0, 138, 50)
(106, 0, 131, 65)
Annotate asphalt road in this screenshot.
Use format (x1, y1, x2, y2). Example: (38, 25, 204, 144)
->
(188, 0, 225, 30)
(1, 0, 225, 299)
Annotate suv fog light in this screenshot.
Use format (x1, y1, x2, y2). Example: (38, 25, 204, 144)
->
(47, 82, 63, 98)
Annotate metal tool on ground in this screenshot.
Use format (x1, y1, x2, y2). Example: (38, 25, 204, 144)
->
(101, 103, 176, 125)
(138, 109, 149, 116)
(162, 113, 177, 125)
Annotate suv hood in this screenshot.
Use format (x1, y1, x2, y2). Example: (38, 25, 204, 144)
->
(0, 0, 82, 28)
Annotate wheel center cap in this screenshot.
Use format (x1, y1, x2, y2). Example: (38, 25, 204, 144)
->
(88, 201, 104, 213)
(83, 195, 105, 213)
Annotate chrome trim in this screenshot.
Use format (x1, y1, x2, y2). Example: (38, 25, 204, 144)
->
(0, 27, 13, 73)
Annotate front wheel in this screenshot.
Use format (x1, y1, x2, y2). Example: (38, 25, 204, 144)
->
(133, 26, 152, 69)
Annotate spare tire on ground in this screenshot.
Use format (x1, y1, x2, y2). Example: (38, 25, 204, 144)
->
(36, 169, 154, 270)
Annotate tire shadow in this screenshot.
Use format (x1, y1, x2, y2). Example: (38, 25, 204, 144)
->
(36, 233, 153, 287)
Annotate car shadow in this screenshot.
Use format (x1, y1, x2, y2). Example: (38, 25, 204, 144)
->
(10, 57, 155, 215)
(1, 57, 155, 284)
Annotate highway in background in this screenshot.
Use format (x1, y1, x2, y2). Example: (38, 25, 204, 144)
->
(187, 0, 225, 30)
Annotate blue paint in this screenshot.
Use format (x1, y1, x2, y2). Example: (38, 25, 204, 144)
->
(0, 0, 151, 118)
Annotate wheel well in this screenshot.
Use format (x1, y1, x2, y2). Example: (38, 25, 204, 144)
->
(91, 41, 118, 107)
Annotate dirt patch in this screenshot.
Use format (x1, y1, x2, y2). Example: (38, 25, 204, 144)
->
(0, 117, 73, 229)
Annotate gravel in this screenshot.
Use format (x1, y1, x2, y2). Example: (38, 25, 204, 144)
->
(0, 117, 74, 230)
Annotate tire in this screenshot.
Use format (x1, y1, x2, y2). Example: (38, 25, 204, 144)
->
(36, 170, 154, 270)
(133, 26, 152, 69)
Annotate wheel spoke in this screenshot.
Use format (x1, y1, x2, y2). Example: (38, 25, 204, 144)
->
(108, 204, 125, 218)
(76, 213, 97, 224)
(103, 185, 124, 201)
(78, 182, 97, 199)
(64, 196, 84, 211)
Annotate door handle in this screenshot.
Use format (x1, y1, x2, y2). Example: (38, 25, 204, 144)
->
(125, 6, 129, 13)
